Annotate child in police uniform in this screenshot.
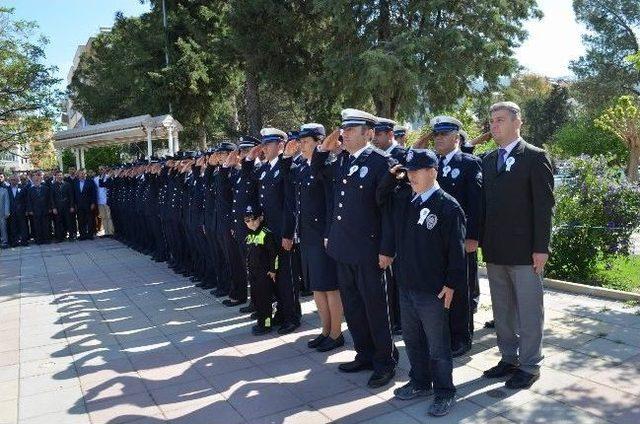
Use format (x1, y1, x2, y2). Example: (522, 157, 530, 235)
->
(243, 204, 279, 335)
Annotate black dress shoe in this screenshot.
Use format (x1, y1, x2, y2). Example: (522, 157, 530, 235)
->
(223, 299, 245, 307)
(338, 360, 373, 373)
(250, 312, 258, 320)
(367, 369, 396, 388)
(252, 324, 271, 336)
(452, 342, 472, 358)
(277, 322, 300, 335)
(483, 361, 519, 378)
(391, 325, 402, 336)
(484, 320, 495, 329)
(307, 334, 327, 349)
(316, 334, 344, 352)
(505, 369, 539, 389)
(300, 290, 313, 297)
(212, 289, 229, 298)
(239, 304, 256, 314)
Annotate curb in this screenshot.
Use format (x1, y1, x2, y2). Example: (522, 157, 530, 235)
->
(478, 266, 640, 302)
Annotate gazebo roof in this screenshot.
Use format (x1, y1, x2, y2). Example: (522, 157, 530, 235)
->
(53, 114, 182, 150)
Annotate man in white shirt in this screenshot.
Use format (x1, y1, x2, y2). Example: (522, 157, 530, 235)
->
(95, 166, 113, 236)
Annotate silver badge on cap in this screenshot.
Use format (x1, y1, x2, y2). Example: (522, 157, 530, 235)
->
(505, 156, 515, 172)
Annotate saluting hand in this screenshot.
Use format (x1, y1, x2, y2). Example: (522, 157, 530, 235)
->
(320, 129, 341, 152)
(282, 238, 293, 251)
(470, 132, 492, 146)
(438, 286, 455, 309)
(465, 239, 478, 253)
(532, 252, 548, 275)
(267, 271, 276, 282)
(247, 145, 262, 161)
(283, 140, 300, 158)
(413, 131, 433, 149)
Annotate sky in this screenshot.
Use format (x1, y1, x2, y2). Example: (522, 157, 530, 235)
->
(5, 0, 587, 89)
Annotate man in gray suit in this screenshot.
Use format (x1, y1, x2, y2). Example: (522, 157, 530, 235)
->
(479, 101, 554, 389)
(0, 181, 10, 248)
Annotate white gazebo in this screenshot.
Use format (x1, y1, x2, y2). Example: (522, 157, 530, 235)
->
(53, 114, 183, 170)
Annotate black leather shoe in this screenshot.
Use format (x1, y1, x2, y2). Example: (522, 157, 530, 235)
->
(316, 334, 344, 352)
(391, 325, 402, 336)
(239, 304, 256, 314)
(484, 320, 495, 328)
(277, 322, 300, 335)
(367, 369, 396, 388)
(212, 289, 228, 298)
(338, 360, 373, 373)
(452, 342, 472, 358)
(307, 334, 327, 349)
(250, 312, 258, 320)
(483, 361, 519, 378)
(252, 324, 271, 336)
(300, 290, 313, 297)
(223, 299, 245, 307)
(505, 370, 539, 389)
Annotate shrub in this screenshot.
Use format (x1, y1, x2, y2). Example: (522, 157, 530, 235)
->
(547, 155, 640, 283)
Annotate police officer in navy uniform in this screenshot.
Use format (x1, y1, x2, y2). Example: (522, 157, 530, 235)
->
(431, 116, 483, 357)
(242, 128, 301, 335)
(311, 109, 397, 388)
(393, 125, 408, 147)
(373, 117, 406, 336)
(378, 148, 466, 417)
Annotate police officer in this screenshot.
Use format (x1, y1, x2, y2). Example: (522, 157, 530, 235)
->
(378, 148, 466, 417)
(393, 125, 408, 147)
(430, 116, 482, 357)
(373, 117, 406, 336)
(26, 170, 53, 244)
(242, 128, 301, 334)
(311, 109, 397, 388)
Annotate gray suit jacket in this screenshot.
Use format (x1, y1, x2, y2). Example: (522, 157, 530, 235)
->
(0, 186, 10, 218)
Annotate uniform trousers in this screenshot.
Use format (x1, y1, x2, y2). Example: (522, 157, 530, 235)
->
(275, 248, 300, 325)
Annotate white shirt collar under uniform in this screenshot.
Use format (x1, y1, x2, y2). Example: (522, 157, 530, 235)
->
(441, 148, 460, 167)
(384, 141, 398, 154)
(351, 143, 372, 160)
(412, 181, 440, 204)
(269, 156, 279, 169)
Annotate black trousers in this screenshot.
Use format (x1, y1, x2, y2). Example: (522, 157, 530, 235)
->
(384, 265, 401, 330)
(336, 261, 395, 373)
(222, 228, 247, 302)
(77, 208, 94, 239)
(7, 213, 28, 245)
(449, 251, 478, 348)
(54, 207, 74, 241)
(249, 268, 274, 325)
(275, 248, 301, 325)
(31, 213, 50, 244)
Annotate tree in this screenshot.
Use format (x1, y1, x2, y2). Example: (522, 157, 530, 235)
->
(318, 0, 541, 119)
(0, 7, 60, 156)
(524, 84, 572, 147)
(570, 0, 640, 112)
(594, 95, 640, 182)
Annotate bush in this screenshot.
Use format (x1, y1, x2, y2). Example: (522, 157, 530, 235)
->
(547, 155, 640, 283)
(549, 118, 628, 166)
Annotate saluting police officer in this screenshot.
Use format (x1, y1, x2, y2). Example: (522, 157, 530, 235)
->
(242, 128, 301, 335)
(378, 148, 466, 417)
(311, 109, 397, 388)
(431, 116, 483, 357)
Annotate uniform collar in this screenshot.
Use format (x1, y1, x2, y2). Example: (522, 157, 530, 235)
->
(412, 181, 440, 204)
(441, 148, 460, 166)
(384, 141, 398, 154)
(269, 156, 279, 169)
(350, 143, 371, 160)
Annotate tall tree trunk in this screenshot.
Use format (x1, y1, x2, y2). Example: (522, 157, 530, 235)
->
(198, 125, 207, 150)
(244, 65, 262, 136)
(378, 0, 390, 42)
(627, 142, 640, 183)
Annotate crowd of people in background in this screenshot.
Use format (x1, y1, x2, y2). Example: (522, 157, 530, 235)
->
(0, 101, 554, 418)
(0, 166, 113, 248)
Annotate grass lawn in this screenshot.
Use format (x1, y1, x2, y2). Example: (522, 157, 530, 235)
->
(595, 255, 640, 293)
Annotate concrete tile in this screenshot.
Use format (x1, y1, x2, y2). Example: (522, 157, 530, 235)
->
(553, 379, 639, 422)
(0, 379, 18, 402)
(18, 385, 84, 420)
(501, 395, 609, 423)
(164, 400, 244, 424)
(19, 373, 81, 397)
(310, 388, 395, 424)
(85, 392, 163, 424)
(0, 399, 18, 424)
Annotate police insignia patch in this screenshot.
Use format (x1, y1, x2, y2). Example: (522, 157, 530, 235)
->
(451, 168, 460, 179)
(426, 214, 438, 230)
(359, 166, 368, 178)
(406, 150, 414, 161)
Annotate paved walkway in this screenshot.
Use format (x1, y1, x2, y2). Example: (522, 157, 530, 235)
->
(1, 239, 640, 424)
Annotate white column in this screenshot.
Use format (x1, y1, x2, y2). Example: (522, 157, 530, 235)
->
(146, 127, 153, 159)
(80, 148, 86, 168)
(167, 125, 174, 155)
(173, 129, 180, 153)
(74, 149, 81, 169)
(56, 151, 63, 172)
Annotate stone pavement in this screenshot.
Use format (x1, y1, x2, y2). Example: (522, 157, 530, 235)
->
(1, 239, 640, 424)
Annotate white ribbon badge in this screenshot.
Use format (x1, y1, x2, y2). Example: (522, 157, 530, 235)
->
(505, 156, 515, 172)
(417, 207, 430, 225)
(442, 165, 451, 177)
(348, 165, 359, 176)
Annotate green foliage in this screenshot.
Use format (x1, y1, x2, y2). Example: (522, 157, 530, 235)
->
(570, 0, 640, 113)
(595, 255, 640, 292)
(0, 7, 60, 156)
(550, 118, 628, 166)
(547, 155, 640, 283)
